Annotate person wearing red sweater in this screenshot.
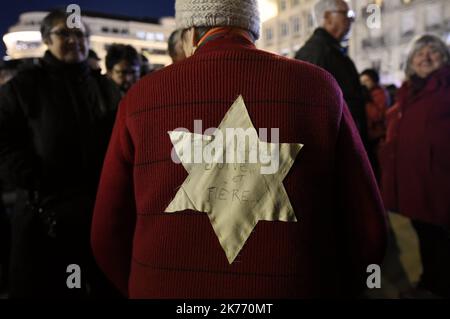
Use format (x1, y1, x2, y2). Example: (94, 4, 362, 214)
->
(91, 0, 387, 299)
(360, 69, 390, 182)
(380, 35, 450, 298)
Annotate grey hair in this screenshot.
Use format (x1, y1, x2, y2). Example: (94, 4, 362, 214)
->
(405, 34, 450, 78)
(168, 29, 183, 59)
(313, 0, 340, 26)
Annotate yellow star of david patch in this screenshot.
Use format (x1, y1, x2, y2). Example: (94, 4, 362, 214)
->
(166, 96, 303, 263)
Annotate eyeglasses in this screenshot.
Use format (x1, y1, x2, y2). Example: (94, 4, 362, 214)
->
(50, 29, 88, 39)
(112, 67, 140, 77)
(329, 9, 356, 20)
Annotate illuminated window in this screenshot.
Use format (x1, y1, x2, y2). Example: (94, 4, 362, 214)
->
(425, 3, 442, 30)
(401, 11, 415, 37)
(280, 22, 289, 37)
(265, 27, 274, 42)
(291, 16, 300, 34)
(307, 13, 314, 28)
(136, 31, 146, 39)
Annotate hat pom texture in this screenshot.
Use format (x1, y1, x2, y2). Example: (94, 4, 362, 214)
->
(175, 0, 261, 40)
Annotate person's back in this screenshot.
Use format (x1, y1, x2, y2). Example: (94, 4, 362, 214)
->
(92, 24, 387, 297)
(295, 0, 367, 145)
(296, 28, 364, 114)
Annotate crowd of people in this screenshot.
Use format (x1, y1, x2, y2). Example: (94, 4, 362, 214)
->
(0, 0, 449, 299)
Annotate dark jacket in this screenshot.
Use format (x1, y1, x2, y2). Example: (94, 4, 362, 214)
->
(295, 28, 368, 145)
(0, 51, 121, 298)
(380, 66, 450, 229)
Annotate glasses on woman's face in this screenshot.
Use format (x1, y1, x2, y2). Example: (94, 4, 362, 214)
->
(113, 66, 140, 77)
(50, 29, 88, 40)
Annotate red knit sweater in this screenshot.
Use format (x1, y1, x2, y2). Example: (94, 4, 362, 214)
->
(91, 34, 387, 298)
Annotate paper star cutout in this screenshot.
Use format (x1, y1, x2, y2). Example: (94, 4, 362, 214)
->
(165, 96, 303, 263)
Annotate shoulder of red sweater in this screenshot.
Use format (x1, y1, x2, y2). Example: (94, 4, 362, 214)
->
(133, 47, 336, 85)
(247, 48, 345, 101)
(122, 47, 344, 115)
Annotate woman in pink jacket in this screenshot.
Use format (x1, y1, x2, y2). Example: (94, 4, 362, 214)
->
(380, 35, 450, 298)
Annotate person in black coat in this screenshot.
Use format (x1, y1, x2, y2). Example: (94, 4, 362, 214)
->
(0, 183, 10, 294)
(105, 44, 141, 96)
(295, 0, 368, 146)
(0, 10, 121, 298)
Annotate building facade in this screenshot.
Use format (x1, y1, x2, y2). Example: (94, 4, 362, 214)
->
(259, 0, 316, 57)
(259, 0, 450, 85)
(3, 11, 176, 71)
(349, 0, 450, 85)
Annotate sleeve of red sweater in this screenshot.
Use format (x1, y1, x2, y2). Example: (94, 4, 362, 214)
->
(91, 97, 136, 297)
(335, 104, 388, 294)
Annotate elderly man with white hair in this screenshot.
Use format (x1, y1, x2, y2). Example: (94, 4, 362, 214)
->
(295, 0, 367, 146)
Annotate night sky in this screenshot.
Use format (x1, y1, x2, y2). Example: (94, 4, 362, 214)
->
(0, 0, 176, 57)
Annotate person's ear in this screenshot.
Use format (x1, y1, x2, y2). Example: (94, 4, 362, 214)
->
(181, 28, 196, 57)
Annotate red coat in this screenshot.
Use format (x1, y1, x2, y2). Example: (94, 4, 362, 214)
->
(91, 34, 387, 298)
(380, 66, 450, 228)
(366, 86, 389, 141)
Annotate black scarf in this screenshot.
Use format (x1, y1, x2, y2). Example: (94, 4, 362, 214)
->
(41, 50, 90, 80)
(409, 74, 430, 97)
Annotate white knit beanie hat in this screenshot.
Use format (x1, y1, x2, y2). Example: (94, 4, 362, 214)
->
(175, 0, 261, 40)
